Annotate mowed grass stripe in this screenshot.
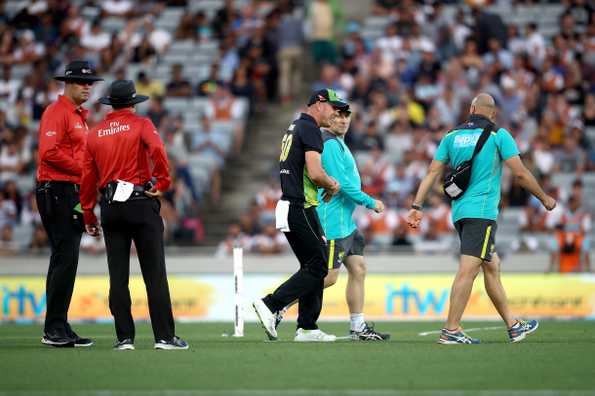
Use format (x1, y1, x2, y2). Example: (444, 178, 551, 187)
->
(0, 322, 594, 392)
(1, 391, 595, 396)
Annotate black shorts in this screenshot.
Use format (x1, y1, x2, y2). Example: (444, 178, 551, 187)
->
(454, 218, 497, 262)
(283, 205, 328, 279)
(327, 229, 366, 270)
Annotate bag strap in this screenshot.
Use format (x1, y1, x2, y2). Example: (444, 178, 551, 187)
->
(470, 123, 494, 162)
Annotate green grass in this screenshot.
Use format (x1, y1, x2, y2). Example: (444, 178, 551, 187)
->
(0, 321, 594, 395)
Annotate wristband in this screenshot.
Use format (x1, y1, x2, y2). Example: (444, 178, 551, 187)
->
(411, 204, 423, 211)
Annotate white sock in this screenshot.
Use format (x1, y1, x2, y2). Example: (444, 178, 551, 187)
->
(350, 313, 365, 332)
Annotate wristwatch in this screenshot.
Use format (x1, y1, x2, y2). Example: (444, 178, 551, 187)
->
(411, 204, 423, 211)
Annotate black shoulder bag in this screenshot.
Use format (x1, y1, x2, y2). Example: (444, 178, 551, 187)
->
(443, 124, 493, 200)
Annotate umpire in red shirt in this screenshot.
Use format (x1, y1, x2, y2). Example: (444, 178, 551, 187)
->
(37, 61, 102, 347)
(80, 80, 188, 350)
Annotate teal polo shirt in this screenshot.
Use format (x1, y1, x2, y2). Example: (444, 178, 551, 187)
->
(434, 115, 520, 223)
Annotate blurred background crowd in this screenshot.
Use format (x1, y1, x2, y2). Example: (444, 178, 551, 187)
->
(0, 0, 302, 254)
(218, 0, 594, 272)
(0, 0, 593, 272)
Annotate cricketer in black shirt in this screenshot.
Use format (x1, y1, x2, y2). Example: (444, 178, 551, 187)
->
(253, 89, 348, 341)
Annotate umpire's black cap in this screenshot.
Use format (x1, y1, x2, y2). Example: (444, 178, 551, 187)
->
(54, 60, 103, 83)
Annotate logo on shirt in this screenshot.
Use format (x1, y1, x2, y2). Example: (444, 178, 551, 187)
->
(74, 122, 83, 129)
(454, 133, 480, 148)
(280, 169, 291, 175)
(97, 121, 131, 137)
(45, 130, 56, 137)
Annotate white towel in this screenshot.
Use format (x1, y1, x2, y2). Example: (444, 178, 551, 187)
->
(112, 180, 134, 202)
(275, 200, 291, 232)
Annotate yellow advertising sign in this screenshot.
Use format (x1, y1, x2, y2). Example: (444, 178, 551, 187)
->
(1, 274, 594, 322)
(0, 276, 214, 321)
(287, 274, 595, 320)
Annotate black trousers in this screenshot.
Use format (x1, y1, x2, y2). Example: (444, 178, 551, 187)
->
(100, 197, 175, 342)
(36, 182, 82, 335)
(263, 205, 328, 330)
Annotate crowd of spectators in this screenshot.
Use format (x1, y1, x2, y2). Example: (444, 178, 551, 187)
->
(220, 0, 594, 260)
(0, 0, 301, 254)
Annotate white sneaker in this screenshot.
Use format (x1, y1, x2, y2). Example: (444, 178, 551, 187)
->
(252, 299, 278, 340)
(294, 328, 336, 342)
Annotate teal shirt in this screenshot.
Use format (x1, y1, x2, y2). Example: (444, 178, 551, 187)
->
(434, 122, 520, 223)
(316, 132, 376, 240)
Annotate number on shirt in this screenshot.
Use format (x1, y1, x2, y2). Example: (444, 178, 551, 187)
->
(279, 133, 293, 162)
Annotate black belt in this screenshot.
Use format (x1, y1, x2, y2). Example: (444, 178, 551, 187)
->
(99, 185, 145, 194)
(37, 181, 80, 193)
(100, 184, 150, 203)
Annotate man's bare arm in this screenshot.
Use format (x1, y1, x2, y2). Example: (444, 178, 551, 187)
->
(412, 160, 445, 207)
(505, 155, 556, 210)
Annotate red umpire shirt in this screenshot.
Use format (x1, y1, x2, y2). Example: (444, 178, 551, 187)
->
(37, 95, 88, 183)
(80, 108, 171, 225)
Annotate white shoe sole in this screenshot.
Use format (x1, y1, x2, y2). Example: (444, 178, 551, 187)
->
(115, 344, 135, 350)
(294, 331, 336, 342)
(294, 337, 336, 342)
(154, 344, 189, 350)
(437, 339, 477, 345)
(510, 332, 527, 343)
(41, 337, 74, 347)
(252, 301, 277, 341)
(74, 341, 93, 347)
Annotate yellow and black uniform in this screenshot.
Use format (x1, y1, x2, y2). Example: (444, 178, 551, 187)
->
(279, 113, 323, 208)
(262, 112, 329, 330)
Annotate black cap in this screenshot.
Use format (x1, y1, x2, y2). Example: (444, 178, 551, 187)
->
(99, 80, 149, 106)
(53, 60, 103, 83)
(307, 88, 349, 108)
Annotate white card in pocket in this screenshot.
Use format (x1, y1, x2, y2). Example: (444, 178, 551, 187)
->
(275, 200, 290, 232)
(112, 180, 134, 202)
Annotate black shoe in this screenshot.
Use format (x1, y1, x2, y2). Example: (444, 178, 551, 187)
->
(154, 336, 189, 350)
(113, 338, 135, 350)
(350, 323, 391, 341)
(65, 324, 93, 347)
(41, 331, 75, 348)
(72, 334, 93, 347)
